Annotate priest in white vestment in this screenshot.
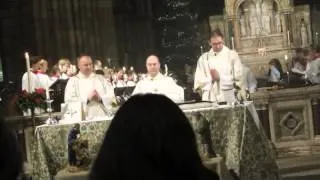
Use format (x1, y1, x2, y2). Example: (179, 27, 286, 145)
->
(64, 55, 115, 118)
(132, 55, 184, 102)
(194, 29, 243, 102)
(22, 56, 42, 92)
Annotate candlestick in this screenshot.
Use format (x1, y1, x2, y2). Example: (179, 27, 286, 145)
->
(24, 52, 31, 92)
(231, 37, 235, 50)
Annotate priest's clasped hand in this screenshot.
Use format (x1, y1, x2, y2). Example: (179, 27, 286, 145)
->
(88, 90, 101, 102)
(210, 69, 220, 81)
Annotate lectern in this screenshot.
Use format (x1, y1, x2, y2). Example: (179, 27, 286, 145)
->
(49, 79, 68, 112)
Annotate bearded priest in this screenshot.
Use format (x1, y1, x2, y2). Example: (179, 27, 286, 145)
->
(132, 55, 184, 102)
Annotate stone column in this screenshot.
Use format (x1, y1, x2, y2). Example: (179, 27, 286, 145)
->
(282, 9, 292, 47)
(226, 15, 241, 50)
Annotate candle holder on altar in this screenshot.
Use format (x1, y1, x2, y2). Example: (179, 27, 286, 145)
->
(46, 99, 57, 125)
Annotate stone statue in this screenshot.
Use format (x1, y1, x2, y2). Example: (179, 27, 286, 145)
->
(194, 112, 216, 159)
(249, 3, 257, 36)
(249, 16, 257, 36)
(275, 13, 281, 33)
(67, 123, 91, 172)
(255, 0, 263, 17)
(240, 16, 247, 37)
(300, 19, 308, 48)
(262, 13, 271, 34)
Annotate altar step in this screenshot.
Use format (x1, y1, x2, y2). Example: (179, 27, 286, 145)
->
(277, 155, 320, 180)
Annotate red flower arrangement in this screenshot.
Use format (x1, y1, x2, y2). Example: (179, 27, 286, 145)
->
(15, 88, 47, 111)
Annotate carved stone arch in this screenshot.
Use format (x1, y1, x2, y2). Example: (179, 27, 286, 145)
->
(232, 0, 282, 17)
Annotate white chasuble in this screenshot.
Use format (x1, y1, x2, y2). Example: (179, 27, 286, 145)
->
(194, 45, 243, 102)
(132, 73, 184, 102)
(64, 73, 115, 119)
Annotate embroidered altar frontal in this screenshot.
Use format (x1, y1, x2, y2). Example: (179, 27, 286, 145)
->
(32, 103, 279, 180)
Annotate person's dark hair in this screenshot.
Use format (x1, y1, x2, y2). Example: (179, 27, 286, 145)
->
(295, 48, 303, 54)
(0, 116, 23, 179)
(210, 28, 224, 39)
(268, 58, 284, 79)
(95, 69, 105, 75)
(89, 94, 219, 180)
(30, 56, 43, 66)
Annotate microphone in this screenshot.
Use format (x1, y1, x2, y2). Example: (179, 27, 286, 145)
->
(214, 53, 217, 56)
(200, 46, 204, 54)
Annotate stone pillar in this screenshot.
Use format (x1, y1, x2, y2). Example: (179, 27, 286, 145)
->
(282, 9, 292, 47)
(226, 15, 241, 50)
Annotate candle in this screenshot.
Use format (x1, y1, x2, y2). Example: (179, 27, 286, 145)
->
(287, 31, 290, 46)
(231, 37, 235, 50)
(164, 64, 168, 76)
(46, 87, 50, 100)
(24, 52, 31, 92)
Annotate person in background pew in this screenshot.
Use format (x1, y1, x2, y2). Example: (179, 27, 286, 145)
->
(89, 94, 219, 180)
(267, 58, 284, 86)
(306, 46, 320, 84)
(132, 55, 184, 102)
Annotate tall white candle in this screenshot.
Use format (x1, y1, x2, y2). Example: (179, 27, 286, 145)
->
(24, 52, 31, 92)
(46, 87, 50, 100)
(164, 64, 168, 76)
(231, 37, 235, 50)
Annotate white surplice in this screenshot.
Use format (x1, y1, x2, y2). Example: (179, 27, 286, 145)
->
(132, 73, 184, 102)
(22, 72, 42, 92)
(64, 72, 115, 118)
(37, 73, 55, 90)
(194, 45, 243, 102)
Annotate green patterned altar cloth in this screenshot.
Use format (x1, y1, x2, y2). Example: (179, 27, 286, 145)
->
(32, 103, 280, 180)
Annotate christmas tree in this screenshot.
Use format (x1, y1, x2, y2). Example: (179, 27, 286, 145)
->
(153, 0, 200, 81)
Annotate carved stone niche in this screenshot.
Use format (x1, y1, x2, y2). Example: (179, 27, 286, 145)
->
(269, 99, 313, 144)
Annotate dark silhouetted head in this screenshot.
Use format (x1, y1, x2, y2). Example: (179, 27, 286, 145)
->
(89, 94, 219, 180)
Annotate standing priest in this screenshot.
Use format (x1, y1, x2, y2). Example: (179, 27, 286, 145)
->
(132, 55, 184, 102)
(194, 29, 243, 103)
(64, 55, 115, 118)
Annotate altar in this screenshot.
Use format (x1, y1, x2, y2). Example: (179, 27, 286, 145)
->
(32, 103, 279, 180)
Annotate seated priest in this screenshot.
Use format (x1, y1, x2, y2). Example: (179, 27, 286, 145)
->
(64, 54, 115, 118)
(132, 55, 184, 102)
